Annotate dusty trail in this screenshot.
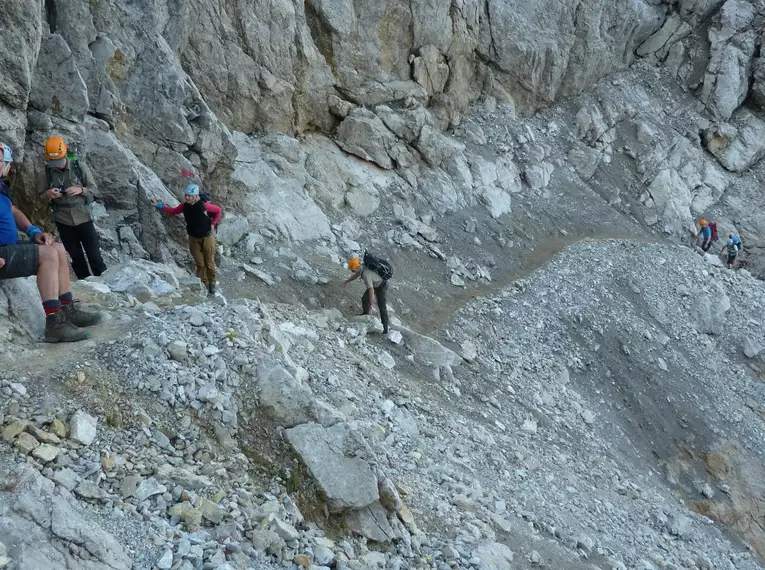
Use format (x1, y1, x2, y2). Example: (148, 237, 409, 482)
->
(0, 231, 676, 379)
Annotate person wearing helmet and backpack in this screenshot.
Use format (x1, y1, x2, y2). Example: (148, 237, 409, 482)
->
(343, 251, 392, 334)
(40, 136, 106, 280)
(1, 142, 102, 342)
(697, 218, 717, 252)
(152, 183, 222, 295)
(726, 237, 739, 269)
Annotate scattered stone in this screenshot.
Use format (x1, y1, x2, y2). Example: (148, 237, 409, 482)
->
(271, 518, 300, 541)
(50, 419, 67, 438)
(133, 477, 167, 502)
(15, 433, 39, 453)
(74, 480, 108, 501)
(53, 468, 79, 490)
(69, 411, 97, 446)
(156, 549, 173, 570)
(32, 444, 60, 463)
(168, 340, 188, 361)
(2, 420, 28, 442)
(743, 337, 763, 358)
(471, 542, 514, 570)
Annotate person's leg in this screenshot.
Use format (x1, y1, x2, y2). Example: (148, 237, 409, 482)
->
(52, 243, 72, 298)
(57, 222, 90, 279)
(78, 221, 107, 276)
(188, 237, 207, 284)
(361, 289, 371, 315)
(36, 244, 60, 305)
(375, 281, 390, 333)
(202, 235, 217, 291)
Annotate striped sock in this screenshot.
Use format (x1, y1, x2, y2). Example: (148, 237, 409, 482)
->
(59, 292, 73, 305)
(43, 299, 62, 316)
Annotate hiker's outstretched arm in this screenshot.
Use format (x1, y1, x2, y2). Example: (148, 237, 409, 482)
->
(159, 203, 184, 216)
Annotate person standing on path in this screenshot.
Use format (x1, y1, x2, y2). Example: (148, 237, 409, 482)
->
(344, 255, 391, 334)
(699, 218, 712, 251)
(40, 136, 106, 280)
(152, 183, 222, 295)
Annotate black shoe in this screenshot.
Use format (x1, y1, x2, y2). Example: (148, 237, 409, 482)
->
(44, 311, 91, 343)
(207, 283, 216, 296)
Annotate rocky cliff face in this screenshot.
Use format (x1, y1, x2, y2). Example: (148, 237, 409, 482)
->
(3, 1, 765, 569)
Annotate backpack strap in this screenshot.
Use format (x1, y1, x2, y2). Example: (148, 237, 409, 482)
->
(71, 160, 92, 205)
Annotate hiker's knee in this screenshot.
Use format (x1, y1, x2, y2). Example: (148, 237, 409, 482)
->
(38, 244, 58, 265)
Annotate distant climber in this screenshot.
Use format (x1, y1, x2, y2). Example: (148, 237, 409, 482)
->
(40, 136, 106, 280)
(697, 218, 717, 252)
(0, 142, 102, 342)
(152, 183, 222, 296)
(343, 252, 392, 334)
(725, 237, 739, 269)
(729, 233, 742, 252)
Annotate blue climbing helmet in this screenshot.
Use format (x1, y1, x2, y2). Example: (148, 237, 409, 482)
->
(184, 183, 200, 196)
(0, 143, 12, 164)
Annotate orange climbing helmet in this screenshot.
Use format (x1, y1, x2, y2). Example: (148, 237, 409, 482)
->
(347, 257, 361, 271)
(45, 136, 67, 161)
(699, 218, 708, 227)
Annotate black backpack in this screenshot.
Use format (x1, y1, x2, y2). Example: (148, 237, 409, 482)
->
(199, 190, 212, 203)
(363, 250, 393, 281)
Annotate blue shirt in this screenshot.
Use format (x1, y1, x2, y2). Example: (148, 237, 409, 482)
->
(0, 181, 19, 246)
(700, 226, 712, 239)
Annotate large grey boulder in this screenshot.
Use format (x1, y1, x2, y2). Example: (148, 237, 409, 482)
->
(215, 213, 249, 246)
(398, 325, 459, 368)
(0, 466, 131, 570)
(100, 260, 182, 299)
(701, 34, 756, 121)
(704, 112, 765, 172)
(471, 542, 515, 570)
(255, 361, 315, 428)
(0, 278, 45, 338)
(285, 422, 379, 512)
(345, 502, 397, 542)
(335, 108, 398, 169)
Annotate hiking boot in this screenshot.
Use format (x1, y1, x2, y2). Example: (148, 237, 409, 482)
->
(44, 311, 91, 343)
(207, 283, 216, 296)
(63, 301, 103, 328)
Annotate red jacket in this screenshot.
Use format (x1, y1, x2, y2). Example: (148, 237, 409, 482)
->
(161, 202, 222, 227)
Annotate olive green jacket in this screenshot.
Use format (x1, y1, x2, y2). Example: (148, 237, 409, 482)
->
(39, 160, 98, 226)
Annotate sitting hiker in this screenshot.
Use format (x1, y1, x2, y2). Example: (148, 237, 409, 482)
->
(343, 252, 392, 334)
(0, 143, 102, 342)
(41, 136, 106, 280)
(152, 183, 222, 295)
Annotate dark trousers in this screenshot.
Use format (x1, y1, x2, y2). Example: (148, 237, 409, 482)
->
(362, 280, 389, 331)
(56, 221, 106, 280)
